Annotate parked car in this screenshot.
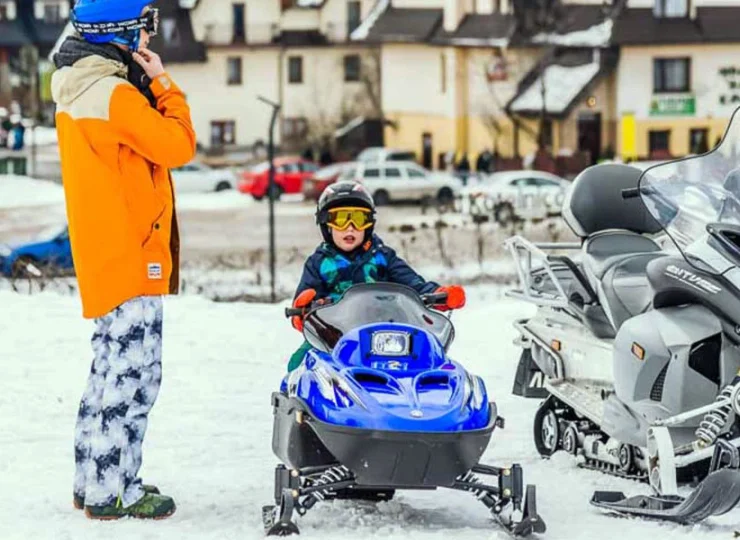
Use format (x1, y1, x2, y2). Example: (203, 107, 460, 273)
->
(302, 162, 356, 201)
(0, 224, 73, 278)
(170, 161, 238, 194)
(239, 157, 319, 200)
(338, 161, 462, 205)
(356, 147, 417, 163)
(458, 170, 570, 224)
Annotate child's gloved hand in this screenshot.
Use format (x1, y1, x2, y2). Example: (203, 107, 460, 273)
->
(291, 288, 317, 332)
(434, 285, 466, 311)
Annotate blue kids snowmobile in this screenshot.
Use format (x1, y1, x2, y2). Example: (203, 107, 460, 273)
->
(262, 282, 545, 537)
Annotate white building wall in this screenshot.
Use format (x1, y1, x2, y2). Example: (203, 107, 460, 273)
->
(167, 49, 281, 147)
(382, 44, 455, 117)
(617, 44, 740, 120)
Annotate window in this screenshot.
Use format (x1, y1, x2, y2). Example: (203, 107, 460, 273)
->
(232, 3, 246, 43)
(690, 128, 709, 154)
(364, 168, 380, 178)
(211, 121, 236, 146)
(540, 119, 553, 148)
(347, 1, 361, 35)
(407, 168, 426, 178)
(530, 177, 561, 187)
(44, 3, 61, 23)
(388, 151, 416, 161)
(654, 58, 690, 93)
(282, 117, 308, 138)
(654, 0, 688, 18)
(440, 53, 446, 94)
(385, 168, 401, 179)
(288, 56, 303, 84)
(227, 57, 242, 85)
(649, 130, 671, 154)
(0, 1, 12, 21)
(161, 18, 180, 46)
(344, 55, 360, 82)
(301, 163, 319, 173)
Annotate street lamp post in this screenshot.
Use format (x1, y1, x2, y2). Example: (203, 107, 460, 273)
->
(258, 95, 281, 303)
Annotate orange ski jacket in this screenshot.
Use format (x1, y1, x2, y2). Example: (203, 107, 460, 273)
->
(51, 54, 196, 318)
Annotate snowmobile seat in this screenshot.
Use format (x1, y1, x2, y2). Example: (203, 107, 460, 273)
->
(562, 163, 667, 332)
(583, 230, 663, 331)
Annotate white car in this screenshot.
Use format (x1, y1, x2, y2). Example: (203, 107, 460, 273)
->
(459, 170, 570, 223)
(170, 162, 238, 194)
(338, 161, 462, 205)
(356, 147, 417, 163)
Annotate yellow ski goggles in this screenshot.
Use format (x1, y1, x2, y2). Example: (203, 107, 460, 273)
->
(326, 207, 375, 231)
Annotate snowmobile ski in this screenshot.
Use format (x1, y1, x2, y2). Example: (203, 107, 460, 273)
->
(590, 468, 740, 524)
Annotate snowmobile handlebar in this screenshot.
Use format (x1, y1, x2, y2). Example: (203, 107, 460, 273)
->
(284, 292, 449, 318)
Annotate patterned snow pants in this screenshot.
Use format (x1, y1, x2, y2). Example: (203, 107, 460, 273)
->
(73, 296, 163, 508)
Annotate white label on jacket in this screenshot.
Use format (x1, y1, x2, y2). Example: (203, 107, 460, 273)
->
(148, 263, 162, 279)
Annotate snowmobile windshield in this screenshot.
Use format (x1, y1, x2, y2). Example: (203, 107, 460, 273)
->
(303, 282, 455, 353)
(638, 106, 740, 275)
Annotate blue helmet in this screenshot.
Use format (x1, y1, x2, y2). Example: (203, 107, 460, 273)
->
(71, 0, 157, 51)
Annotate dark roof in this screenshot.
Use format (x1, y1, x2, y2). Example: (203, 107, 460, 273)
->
(613, 7, 740, 45)
(431, 13, 514, 46)
(148, 2, 207, 63)
(0, 19, 31, 47)
(273, 30, 329, 47)
(365, 8, 443, 43)
(506, 47, 619, 119)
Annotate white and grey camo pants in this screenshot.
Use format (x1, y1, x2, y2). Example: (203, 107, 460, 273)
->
(73, 296, 163, 508)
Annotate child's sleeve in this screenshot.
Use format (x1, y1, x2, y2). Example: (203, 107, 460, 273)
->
(386, 247, 439, 295)
(294, 255, 326, 299)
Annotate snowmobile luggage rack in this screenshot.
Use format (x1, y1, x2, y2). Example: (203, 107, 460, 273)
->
(262, 392, 546, 537)
(504, 236, 587, 309)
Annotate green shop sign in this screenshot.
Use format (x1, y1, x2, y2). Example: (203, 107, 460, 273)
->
(649, 95, 696, 116)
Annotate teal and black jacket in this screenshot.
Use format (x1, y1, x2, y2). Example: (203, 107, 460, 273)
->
(288, 236, 438, 371)
(294, 235, 439, 302)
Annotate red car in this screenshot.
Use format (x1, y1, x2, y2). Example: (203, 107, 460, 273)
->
(238, 157, 318, 200)
(302, 162, 356, 201)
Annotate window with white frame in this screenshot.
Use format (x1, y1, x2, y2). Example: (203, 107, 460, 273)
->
(161, 18, 180, 46)
(653, 0, 688, 18)
(34, 1, 68, 23)
(0, 2, 11, 21)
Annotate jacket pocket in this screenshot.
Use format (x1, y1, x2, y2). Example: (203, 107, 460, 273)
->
(141, 204, 166, 247)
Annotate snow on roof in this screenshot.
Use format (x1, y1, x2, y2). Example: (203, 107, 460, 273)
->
(178, 0, 198, 8)
(334, 116, 365, 139)
(447, 37, 509, 48)
(532, 19, 613, 48)
(350, 0, 390, 40)
(509, 62, 600, 114)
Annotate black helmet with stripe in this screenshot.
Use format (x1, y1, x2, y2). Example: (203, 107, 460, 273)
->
(316, 181, 376, 244)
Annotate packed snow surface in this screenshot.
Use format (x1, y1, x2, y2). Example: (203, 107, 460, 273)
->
(0, 175, 65, 209)
(1, 287, 739, 539)
(509, 63, 601, 114)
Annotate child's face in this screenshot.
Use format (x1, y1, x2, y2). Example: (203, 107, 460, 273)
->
(332, 224, 364, 252)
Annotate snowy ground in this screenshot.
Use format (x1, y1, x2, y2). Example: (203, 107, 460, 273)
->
(1, 286, 739, 540)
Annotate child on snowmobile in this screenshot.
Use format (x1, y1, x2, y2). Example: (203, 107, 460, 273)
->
(287, 180, 466, 371)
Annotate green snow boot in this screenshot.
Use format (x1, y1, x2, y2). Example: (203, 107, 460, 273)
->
(74, 484, 160, 510)
(84, 492, 175, 520)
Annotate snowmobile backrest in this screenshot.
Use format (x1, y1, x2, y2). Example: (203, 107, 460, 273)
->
(562, 163, 663, 239)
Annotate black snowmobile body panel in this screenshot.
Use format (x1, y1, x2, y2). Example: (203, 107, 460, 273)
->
(271, 392, 498, 487)
(512, 350, 550, 399)
(591, 468, 740, 524)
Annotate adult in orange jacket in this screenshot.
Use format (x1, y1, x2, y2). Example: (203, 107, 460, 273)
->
(52, 0, 195, 520)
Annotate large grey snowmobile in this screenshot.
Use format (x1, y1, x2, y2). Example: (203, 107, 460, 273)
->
(505, 108, 740, 523)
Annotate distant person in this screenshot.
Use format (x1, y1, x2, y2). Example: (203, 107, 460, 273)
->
(51, 0, 196, 521)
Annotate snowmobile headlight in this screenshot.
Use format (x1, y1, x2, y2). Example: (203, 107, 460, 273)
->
(371, 331, 411, 356)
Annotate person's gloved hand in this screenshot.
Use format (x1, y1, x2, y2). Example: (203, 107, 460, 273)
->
(291, 289, 317, 332)
(434, 285, 466, 311)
